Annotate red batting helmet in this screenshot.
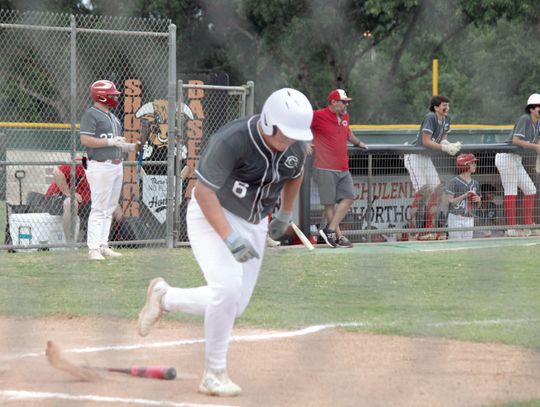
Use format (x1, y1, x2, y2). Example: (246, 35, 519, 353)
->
(90, 80, 120, 108)
(456, 153, 478, 172)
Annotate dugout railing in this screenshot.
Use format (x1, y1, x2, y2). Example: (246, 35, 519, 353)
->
(300, 143, 538, 243)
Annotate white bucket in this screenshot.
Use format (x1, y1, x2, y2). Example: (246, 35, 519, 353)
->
(9, 213, 79, 251)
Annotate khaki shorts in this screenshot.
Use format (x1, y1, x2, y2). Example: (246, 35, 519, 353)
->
(313, 168, 356, 205)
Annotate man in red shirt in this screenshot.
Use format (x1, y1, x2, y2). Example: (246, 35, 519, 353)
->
(44, 159, 91, 242)
(310, 89, 367, 247)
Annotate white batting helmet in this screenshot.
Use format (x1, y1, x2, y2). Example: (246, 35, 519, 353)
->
(260, 88, 313, 141)
(527, 93, 540, 106)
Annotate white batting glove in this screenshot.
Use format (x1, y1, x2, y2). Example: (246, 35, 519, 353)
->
(441, 141, 461, 156)
(107, 136, 130, 147)
(119, 143, 137, 153)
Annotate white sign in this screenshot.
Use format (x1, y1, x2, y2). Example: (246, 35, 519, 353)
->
(311, 176, 417, 229)
(142, 174, 167, 224)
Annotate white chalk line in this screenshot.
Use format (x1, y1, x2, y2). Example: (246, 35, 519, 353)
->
(0, 390, 237, 407)
(8, 318, 538, 361)
(415, 239, 540, 252)
(2, 318, 539, 406)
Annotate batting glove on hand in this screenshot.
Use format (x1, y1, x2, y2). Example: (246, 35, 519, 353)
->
(224, 231, 260, 263)
(119, 143, 138, 153)
(441, 141, 461, 156)
(268, 210, 291, 240)
(107, 136, 127, 147)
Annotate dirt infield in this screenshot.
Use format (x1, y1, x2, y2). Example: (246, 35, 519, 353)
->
(1, 316, 540, 406)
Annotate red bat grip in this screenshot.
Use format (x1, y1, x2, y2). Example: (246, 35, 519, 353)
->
(130, 366, 176, 380)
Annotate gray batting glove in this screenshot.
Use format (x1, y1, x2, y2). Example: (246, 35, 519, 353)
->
(268, 210, 291, 240)
(224, 231, 260, 263)
(119, 143, 137, 153)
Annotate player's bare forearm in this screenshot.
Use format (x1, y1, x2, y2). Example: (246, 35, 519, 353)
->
(53, 168, 70, 195)
(279, 175, 303, 214)
(513, 136, 540, 152)
(422, 132, 444, 151)
(80, 134, 110, 148)
(348, 129, 366, 148)
(193, 181, 233, 239)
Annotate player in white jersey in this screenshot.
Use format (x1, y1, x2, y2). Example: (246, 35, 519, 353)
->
(136, 88, 313, 397)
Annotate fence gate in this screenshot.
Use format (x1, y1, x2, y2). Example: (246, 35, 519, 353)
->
(173, 81, 255, 244)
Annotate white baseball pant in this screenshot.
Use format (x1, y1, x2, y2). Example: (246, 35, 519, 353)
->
(495, 153, 536, 195)
(86, 160, 123, 250)
(162, 195, 268, 370)
(447, 213, 474, 240)
(404, 154, 440, 192)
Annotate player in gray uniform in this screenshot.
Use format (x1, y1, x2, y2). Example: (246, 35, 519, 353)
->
(495, 93, 540, 237)
(80, 80, 137, 260)
(137, 88, 313, 397)
(445, 153, 481, 240)
(404, 95, 461, 239)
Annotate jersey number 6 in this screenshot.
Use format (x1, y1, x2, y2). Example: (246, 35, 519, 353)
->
(232, 180, 249, 198)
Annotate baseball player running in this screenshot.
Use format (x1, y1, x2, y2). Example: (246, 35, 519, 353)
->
(404, 95, 461, 239)
(80, 80, 137, 260)
(495, 93, 540, 237)
(137, 88, 313, 397)
(445, 153, 481, 240)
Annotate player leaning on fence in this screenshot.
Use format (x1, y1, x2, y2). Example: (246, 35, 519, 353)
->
(404, 95, 462, 240)
(79, 80, 138, 260)
(495, 93, 540, 237)
(137, 88, 313, 397)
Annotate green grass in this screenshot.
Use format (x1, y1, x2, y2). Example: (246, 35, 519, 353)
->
(2, 242, 540, 350)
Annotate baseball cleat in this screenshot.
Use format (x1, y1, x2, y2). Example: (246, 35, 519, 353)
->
(336, 235, 353, 248)
(137, 277, 169, 337)
(319, 227, 338, 248)
(88, 249, 105, 260)
(100, 246, 122, 258)
(199, 368, 242, 397)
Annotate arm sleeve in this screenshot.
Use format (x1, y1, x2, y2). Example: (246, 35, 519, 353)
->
(513, 116, 528, 139)
(80, 111, 96, 136)
(422, 114, 437, 134)
(195, 138, 237, 191)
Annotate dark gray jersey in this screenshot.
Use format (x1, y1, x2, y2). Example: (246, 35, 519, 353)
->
(80, 106, 123, 161)
(504, 113, 540, 146)
(446, 176, 480, 217)
(412, 112, 451, 146)
(195, 115, 307, 224)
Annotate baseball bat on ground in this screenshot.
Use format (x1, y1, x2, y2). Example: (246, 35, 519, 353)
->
(290, 221, 315, 251)
(46, 340, 176, 381)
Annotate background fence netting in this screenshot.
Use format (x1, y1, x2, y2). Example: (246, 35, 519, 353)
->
(0, 9, 173, 250)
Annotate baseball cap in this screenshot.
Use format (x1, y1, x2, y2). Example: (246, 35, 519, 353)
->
(327, 89, 352, 102)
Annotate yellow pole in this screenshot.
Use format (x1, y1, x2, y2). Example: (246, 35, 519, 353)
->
(432, 58, 438, 96)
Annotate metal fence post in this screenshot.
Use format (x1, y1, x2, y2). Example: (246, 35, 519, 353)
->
(68, 14, 77, 244)
(245, 81, 255, 116)
(165, 23, 177, 249)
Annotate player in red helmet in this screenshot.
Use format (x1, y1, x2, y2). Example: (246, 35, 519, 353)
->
(90, 80, 121, 108)
(445, 153, 481, 240)
(80, 80, 137, 260)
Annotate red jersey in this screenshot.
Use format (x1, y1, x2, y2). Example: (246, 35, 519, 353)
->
(311, 107, 351, 171)
(45, 164, 91, 206)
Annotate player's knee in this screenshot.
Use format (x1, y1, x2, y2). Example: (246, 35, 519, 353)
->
(211, 283, 242, 311)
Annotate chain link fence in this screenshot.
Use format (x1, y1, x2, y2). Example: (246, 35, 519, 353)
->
(175, 81, 255, 243)
(0, 9, 174, 250)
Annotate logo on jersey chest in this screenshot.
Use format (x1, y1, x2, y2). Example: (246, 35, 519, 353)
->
(284, 156, 299, 169)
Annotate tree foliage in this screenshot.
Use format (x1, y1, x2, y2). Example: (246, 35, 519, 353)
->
(3, 0, 540, 123)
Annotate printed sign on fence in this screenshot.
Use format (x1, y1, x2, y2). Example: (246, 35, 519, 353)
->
(142, 174, 167, 224)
